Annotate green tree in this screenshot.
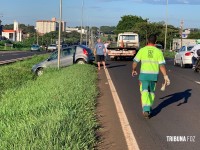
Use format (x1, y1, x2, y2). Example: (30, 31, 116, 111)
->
(134, 22, 163, 47)
(3, 24, 13, 30)
(187, 31, 200, 39)
(19, 24, 35, 33)
(115, 15, 147, 34)
(100, 26, 116, 34)
(3, 24, 35, 34)
(62, 31, 80, 44)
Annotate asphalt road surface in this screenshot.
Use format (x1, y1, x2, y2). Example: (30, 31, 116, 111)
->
(0, 50, 48, 62)
(106, 59, 200, 150)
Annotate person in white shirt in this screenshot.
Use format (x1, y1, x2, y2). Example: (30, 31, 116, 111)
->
(191, 39, 200, 69)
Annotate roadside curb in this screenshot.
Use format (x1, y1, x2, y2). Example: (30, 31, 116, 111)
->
(0, 56, 33, 65)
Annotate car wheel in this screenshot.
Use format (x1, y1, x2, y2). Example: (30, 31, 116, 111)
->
(36, 68, 43, 76)
(76, 59, 86, 64)
(180, 59, 185, 68)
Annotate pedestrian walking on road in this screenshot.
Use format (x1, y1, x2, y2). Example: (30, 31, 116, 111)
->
(132, 34, 170, 119)
(95, 38, 106, 70)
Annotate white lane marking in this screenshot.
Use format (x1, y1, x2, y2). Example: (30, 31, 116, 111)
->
(104, 68, 140, 150)
(195, 81, 200, 84)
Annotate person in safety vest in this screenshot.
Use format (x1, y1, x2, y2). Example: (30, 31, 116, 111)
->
(132, 34, 170, 119)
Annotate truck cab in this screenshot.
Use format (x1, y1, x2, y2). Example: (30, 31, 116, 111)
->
(117, 32, 139, 49)
(107, 32, 139, 60)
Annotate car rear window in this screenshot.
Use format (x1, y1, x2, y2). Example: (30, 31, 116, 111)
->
(187, 46, 194, 51)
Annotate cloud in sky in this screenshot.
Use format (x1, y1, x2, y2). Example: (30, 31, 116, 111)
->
(98, 0, 200, 5)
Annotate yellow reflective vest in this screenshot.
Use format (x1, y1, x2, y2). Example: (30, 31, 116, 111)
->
(134, 45, 165, 81)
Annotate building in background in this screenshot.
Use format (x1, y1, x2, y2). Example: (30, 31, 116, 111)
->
(181, 29, 191, 39)
(66, 27, 79, 33)
(172, 38, 196, 50)
(36, 17, 66, 35)
(2, 21, 22, 42)
(172, 28, 196, 50)
(66, 27, 87, 34)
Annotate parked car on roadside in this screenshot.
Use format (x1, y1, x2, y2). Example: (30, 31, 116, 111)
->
(31, 44, 40, 51)
(47, 44, 57, 52)
(174, 45, 194, 68)
(32, 45, 95, 76)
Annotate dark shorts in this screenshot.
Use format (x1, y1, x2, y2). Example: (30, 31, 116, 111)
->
(96, 55, 105, 62)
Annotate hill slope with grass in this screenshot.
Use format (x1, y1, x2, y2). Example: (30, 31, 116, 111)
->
(0, 56, 98, 149)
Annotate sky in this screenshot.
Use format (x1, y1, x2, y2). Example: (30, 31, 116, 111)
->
(0, 0, 200, 29)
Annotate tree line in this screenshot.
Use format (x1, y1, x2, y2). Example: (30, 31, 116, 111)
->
(1, 15, 200, 49)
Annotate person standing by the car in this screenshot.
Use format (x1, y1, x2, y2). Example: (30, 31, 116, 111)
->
(95, 38, 106, 70)
(132, 34, 170, 119)
(191, 39, 200, 69)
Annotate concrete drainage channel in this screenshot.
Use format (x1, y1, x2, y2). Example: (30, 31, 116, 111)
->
(0, 56, 33, 65)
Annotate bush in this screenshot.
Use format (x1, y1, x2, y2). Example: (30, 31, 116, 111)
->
(163, 50, 176, 58)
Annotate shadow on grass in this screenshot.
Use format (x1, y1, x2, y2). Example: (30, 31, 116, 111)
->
(151, 89, 192, 117)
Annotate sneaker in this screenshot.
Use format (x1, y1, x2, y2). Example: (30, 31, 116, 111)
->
(192, 66, 195, 70)
(143, 111, 150, 119)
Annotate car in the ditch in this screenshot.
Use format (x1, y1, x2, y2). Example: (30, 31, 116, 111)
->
(32, 45, 95, 76)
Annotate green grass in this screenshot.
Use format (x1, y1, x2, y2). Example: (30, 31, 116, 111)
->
(0, 54, 49, 97)
(0, 57, 98, 149)
(0, 46, 31, 51)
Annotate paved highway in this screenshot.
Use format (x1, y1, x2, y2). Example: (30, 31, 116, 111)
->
(0, 51, 48, 64)
(106, 59, 200, 150)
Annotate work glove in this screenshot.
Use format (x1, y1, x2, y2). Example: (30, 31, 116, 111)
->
(164, 75, 170, 86)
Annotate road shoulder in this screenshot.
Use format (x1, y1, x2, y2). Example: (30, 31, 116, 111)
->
(96, 69, 128, 150)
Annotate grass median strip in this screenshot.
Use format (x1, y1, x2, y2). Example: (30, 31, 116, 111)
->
(0, 54, 48, 97)
(0, 56, 98, 149)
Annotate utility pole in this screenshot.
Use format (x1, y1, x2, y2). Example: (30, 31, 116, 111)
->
(57, 0, 62, 69)
(80, 0, 84, 45)
(0, 16, 2, 36)
(85, 26, 88, 46)
(37, 31, 39, 45)
(180, 20, 184, 48)
(164, 0, 168, 51)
